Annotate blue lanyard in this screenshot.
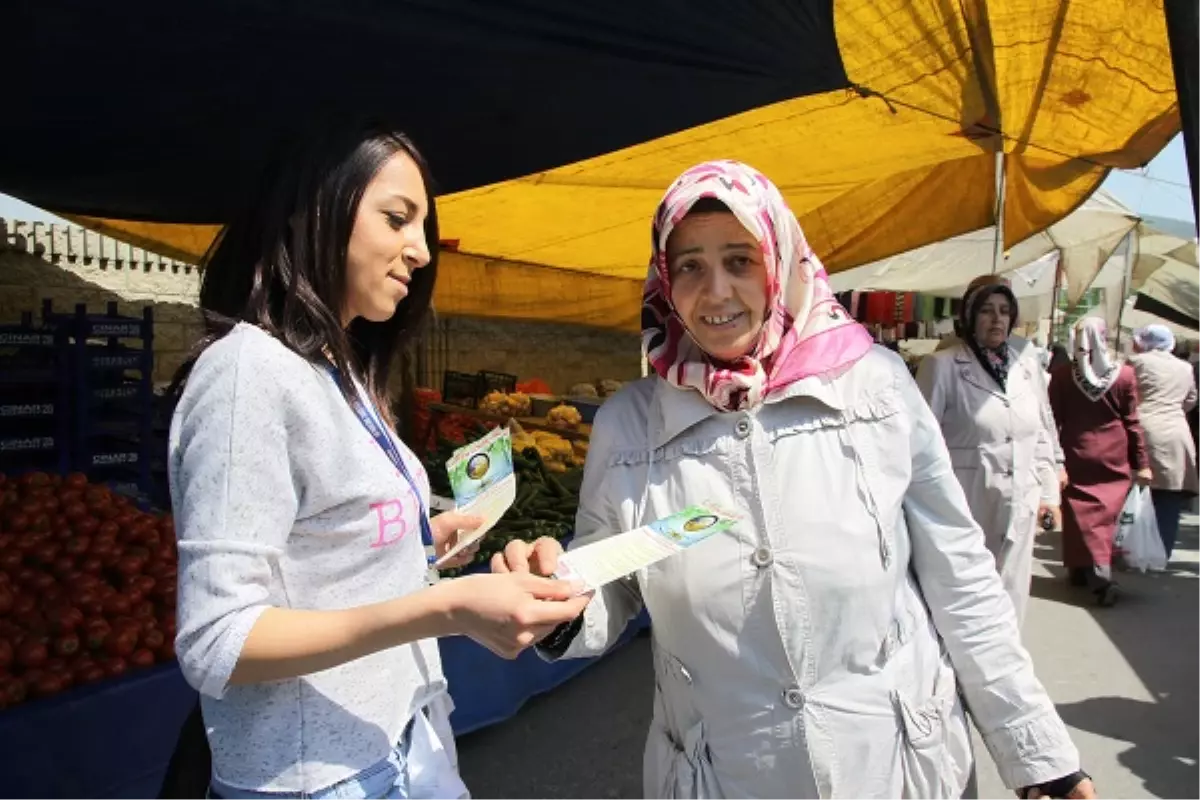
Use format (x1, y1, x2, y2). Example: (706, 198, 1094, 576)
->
(327, 366, 435, 560)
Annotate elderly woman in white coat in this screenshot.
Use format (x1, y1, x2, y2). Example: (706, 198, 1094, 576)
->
(1130, 324, 1199, 557)
(493, 162, 1092, 799)
(915, 279, 1062, 627)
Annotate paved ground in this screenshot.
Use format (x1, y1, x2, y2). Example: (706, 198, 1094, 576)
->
(456, 515, 1200, 799)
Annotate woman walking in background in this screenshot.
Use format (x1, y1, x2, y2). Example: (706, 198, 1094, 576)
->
(1049, 317, 1150, 606)
(916, 276, 1062, 627)
(1129, 325, 1198, 559)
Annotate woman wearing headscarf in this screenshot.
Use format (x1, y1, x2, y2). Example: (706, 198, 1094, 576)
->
(915, 276, 1063, 627)
(493, 162, 1092, 799)
(1048, 317, 1149, 605)
(1129, 324, 1197, 559)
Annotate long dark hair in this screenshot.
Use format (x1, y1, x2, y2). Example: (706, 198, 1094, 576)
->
(169, 124, 438, 424)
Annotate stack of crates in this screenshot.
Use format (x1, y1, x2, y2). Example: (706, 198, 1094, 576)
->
(41, 300, 155, 498)
(0, 312, 73, 475)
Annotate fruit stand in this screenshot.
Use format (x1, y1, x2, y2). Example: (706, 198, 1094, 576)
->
(0, 361, 647, 797)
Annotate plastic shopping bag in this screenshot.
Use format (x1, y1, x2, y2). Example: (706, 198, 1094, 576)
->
(1115, 486, 1168, 572)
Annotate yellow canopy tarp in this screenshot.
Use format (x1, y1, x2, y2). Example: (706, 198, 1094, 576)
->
(68, 0, 1180, 334)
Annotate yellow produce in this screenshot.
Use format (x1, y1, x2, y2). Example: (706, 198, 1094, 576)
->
(480, 391, 532, 417)
(546, 404, 583, 431)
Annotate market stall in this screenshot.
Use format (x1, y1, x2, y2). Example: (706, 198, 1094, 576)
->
(0, 288, 648, 798)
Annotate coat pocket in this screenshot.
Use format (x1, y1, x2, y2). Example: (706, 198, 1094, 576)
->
(645, 648, 722, 799)
(893, 659, 973, 799)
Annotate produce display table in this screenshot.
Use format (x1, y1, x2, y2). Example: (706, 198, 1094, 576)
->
(0, 617, 651, 799)
(425, 402, 593, 443)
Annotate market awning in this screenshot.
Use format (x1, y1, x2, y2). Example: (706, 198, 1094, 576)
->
(828, 189, 1140, 303)
(3, 1, 1182, 333)
(1130, 223, 1200, 326)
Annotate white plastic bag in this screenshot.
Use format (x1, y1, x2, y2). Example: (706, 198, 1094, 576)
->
(1115, 486, 1167, 572)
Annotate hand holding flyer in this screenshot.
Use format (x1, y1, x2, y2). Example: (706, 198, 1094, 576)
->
(435, 427, 516, 567)
(553, 504, 736, 593)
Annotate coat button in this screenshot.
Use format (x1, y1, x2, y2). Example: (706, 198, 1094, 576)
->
(751, 546, 773, 568)
(1006, 435, 1013, 443)
(735, 417, 752, 438)
(783, 687, 804, 709)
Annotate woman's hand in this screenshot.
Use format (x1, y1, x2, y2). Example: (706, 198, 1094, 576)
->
(1037, 504, 1062, 533)
(491, 537, 565, 577)
(1135, 468, 1153, 487)
(435, 572, 590, 659)
(1022, 776, 1097, 798)
(431, 511, 484, 569)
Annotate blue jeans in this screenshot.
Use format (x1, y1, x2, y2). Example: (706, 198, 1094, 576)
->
(1152, 489, 1186, 559)
(210, 727, 413, 799)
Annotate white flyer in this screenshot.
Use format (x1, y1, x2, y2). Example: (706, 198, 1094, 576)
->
(435, 427, 516, 567)
(553, 504, 736, 593)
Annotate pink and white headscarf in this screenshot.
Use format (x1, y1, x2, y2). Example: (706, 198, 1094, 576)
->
(642, 160, 873, 412)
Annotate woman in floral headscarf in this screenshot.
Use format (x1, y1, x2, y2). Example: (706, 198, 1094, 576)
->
(1048, 317, 1149, 604)
(494, 162, 1091, 799)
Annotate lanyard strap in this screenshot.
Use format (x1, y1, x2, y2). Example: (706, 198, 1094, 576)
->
(327, 366, 435, 556)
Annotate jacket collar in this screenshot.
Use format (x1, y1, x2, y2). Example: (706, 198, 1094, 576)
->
(650, 372, 846, 450)
(952, 340, 1034, 400)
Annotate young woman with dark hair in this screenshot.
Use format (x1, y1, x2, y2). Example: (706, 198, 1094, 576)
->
(167, 125, 588, 799)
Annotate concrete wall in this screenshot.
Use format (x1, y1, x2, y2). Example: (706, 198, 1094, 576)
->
(1, 219, 642, 393)
(0, 219, 203, 384)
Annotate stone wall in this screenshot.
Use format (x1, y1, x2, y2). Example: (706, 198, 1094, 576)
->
(421, 315, 643, 396)
(1, 219, 643, 393)
(0, 219, 203, 384)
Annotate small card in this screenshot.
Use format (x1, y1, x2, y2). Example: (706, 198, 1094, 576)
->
(553, 504, 736, 592)
(435, 427, 517, 567)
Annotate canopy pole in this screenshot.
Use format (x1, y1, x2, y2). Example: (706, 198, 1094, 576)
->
(1049, 253, 1065, 344)
(992, 151, 1007, 274)
(1113, 230, 1138, 352)
(1164, 0, 1198, 229)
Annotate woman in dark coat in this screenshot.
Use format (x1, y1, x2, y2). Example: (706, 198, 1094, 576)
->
(1048, 317, 1150, 606)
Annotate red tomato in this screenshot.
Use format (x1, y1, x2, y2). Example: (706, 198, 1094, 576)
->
(84, 619, 111, 652)
(45, 658, 74, 689)
(79, 556, 103, 574)
(0, 639, 12, 670)
(141, 629, 165, 651)
(62, 535, 89, 557)
(102, 594, 131, 617)
(58, 488, 83, 505)
(105, 628, 138, 658)
(102, 656, 127, 679)
(52, 556, 75, 577)
(0, 586, 12, 615)
(115, 555, 145, 578)
(133, 601, 155, 619)
(130, 648, 155, 668)
(30, 672, 63, 698)
(157, 615, 177, 641)
(0, 550, 20, 571)
(74, 516, 99, 537)
(62, 502, 87, 522)
(130, 574, 155, 596)
(28, 572, 57, 594)
(30, 541, 61, 565)
(77, 664, 105, 685)
(96, 521, 119, 540)
(18, 472, 50, 490)
(16, 640, 48, 669)
(12, 594, 35, 616)
(0, 675, 25, 708)
(29, 514, 50, 533)
(45, 605, 84, 634)
(65, 473, 88, 490)
(53, 634, 80, 658)
(40, 495, 60, 513)
(156, 641, 176, 662)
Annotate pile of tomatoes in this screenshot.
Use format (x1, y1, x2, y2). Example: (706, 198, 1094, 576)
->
(0, 471, 177, 710)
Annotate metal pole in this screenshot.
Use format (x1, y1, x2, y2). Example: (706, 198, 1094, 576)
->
(1164, 0, 1199, 229)
(1113, 230, 1138, 352)
(992, 151, 1007, 274)
(1049, 254, 1065, 344)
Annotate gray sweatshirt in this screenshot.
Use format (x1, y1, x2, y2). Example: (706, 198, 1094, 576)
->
(169, 323, 446, 793)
